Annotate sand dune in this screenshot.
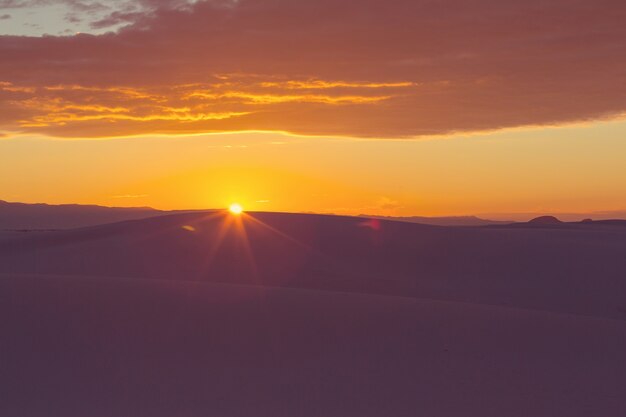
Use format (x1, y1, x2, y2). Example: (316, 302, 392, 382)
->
(2, 273, 625, 417)
(1, 211, 625, 416)
(1, 211, 625, 319)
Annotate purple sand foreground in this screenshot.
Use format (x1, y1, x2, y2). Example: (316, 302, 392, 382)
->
(1, 211, 625, 416)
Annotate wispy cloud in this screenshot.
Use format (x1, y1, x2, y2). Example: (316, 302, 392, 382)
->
(1, 77, 408, 137)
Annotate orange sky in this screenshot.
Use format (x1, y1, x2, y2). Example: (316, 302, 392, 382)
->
(1, 0, 625, 218)
(2, 119, 626, 218)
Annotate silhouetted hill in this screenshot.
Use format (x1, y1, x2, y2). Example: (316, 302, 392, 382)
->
(0, 200, 195, 230)
(0, 200, 516, 230)
(580, 219, 626, 227)
(487, 216, 626, 230)
(360, 214, 512, 226)
(529, 215, 562, 224)
(479, 210, 626, 222)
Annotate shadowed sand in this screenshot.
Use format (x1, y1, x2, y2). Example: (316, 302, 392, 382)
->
(1, 211, 625, 416)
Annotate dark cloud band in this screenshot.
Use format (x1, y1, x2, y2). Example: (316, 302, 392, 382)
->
(1, 0, 625, 138)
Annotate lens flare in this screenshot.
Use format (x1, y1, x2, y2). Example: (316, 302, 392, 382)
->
(229, 203, 243, 215)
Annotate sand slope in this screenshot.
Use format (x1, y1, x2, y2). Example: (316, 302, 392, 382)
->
(1, 211, 625, 416)
(1, 274, 625, 417)
(1, 211, 625, 319)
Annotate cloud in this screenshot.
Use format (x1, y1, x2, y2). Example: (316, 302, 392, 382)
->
(0, 0, 108, 12)
(1, 0, 199, 33)
(1, 0, 625, 139)
(0, 78, 407, 136)
(375, 196, 402, 211)
(88, 10, 143, 29)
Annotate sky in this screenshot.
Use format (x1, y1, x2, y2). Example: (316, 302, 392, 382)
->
(1, 0, 625, 218)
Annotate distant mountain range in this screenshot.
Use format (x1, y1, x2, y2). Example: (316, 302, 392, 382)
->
(478, 210, 626, 222)
(0, 200, 511, 230)
(0, 200, 168, 230)
(2, 199, 624, 230)
(359, 214, 512, 226)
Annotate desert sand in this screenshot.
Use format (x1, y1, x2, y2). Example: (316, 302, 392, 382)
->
(1, 210, 625, 416)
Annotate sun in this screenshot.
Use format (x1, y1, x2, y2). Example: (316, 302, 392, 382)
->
(229, 203, 243, 215)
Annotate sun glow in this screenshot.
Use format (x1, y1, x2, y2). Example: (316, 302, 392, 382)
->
(229, 203, 244, 215)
